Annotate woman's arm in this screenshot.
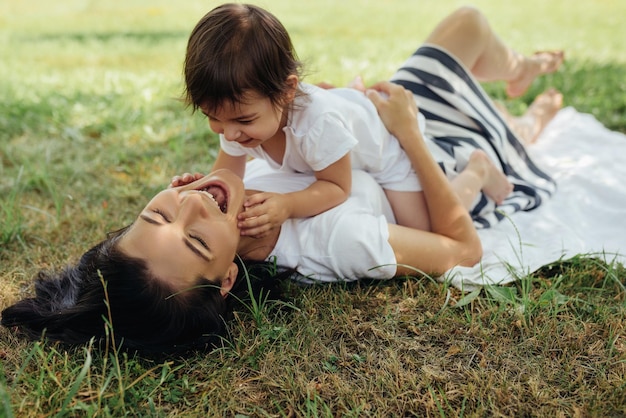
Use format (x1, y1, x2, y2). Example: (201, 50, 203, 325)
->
(367, 82, 482, 275)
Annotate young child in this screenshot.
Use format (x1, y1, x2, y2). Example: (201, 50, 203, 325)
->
(182, 3, 512, 237)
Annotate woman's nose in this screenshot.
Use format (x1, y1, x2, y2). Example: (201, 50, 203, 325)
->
(179, 192, 210, 220)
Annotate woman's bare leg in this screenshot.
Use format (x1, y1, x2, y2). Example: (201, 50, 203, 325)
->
(424, 7, 563, 98)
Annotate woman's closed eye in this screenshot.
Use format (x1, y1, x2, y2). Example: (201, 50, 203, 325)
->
(152, 208, 171, 223)
(149, 208, 208, 249)
(190, 234, 209, 250)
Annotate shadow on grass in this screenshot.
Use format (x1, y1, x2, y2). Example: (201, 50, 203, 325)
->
(2, 58, 625, 142)
(18, 30, 187, 45)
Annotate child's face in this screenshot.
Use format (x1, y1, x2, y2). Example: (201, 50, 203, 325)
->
(201, 91, 288, 148)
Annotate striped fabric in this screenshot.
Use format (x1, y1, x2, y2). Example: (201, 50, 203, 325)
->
(390, 45, 556, 229)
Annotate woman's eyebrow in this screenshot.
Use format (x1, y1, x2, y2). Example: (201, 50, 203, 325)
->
(139, 214, 160, 225)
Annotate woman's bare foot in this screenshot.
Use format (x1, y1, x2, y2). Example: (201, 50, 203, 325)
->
(500, 89, 563, 144)
(506, 51, 564, 98)
(525, 88, 563, 143)
(466, 150, 513, 205)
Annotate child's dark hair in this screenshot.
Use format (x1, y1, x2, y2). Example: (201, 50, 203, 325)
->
(1, 228, 286, 354)
(184, 3, 304, 114)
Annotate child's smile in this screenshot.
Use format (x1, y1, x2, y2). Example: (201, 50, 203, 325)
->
(201, 91, 287, 148)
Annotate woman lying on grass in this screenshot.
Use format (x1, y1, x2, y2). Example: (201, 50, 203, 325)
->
(1, 7, 564, 353)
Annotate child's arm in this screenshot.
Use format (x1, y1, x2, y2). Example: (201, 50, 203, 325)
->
(170, 149, 246, 188)
(211, 148, 247, 179)
(239, 153, 352, 237)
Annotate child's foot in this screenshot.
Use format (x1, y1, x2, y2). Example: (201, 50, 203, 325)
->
(466, 150, 513, 205)
(506, 51, 564, 98)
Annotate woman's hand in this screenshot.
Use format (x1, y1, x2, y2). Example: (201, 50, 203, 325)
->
(238, 192, 292, 238)
(367, 84, 482, 273)
(366, 81, 421, 142)
(169, 172, 205, 188)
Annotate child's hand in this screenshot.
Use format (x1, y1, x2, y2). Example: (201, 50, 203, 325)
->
(169, 172, 205, 188)
(238, 192, 292, 238)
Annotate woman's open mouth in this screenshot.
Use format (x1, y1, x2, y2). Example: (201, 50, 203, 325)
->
(195, 184, 228, 213)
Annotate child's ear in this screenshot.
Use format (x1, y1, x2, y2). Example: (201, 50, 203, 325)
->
(283, 75, 299, 104)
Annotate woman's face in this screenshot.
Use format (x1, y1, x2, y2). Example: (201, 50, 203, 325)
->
(117, 169, 246, 295)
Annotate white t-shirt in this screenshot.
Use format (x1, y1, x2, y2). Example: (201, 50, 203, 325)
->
(244, 160, 398, 282)
(222, 83, 426, 192)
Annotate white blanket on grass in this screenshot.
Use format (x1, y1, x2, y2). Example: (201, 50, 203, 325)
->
(445, 107, 626, 290)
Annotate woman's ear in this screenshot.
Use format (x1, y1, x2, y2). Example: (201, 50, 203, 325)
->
(220, 262, 239, 297)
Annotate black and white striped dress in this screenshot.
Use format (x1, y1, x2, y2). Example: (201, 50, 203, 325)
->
(390, 45, 556, 229)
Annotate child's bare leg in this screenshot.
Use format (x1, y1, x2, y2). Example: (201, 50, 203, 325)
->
(452, 150, 513, 208)
(496, 89, 563, 144)
(385, 151, 512, 230)
(424, 7, 563, 98)
(385, 190, 431, 231)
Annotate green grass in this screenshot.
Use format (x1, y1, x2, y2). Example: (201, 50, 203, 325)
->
(1, 0, 626, 416)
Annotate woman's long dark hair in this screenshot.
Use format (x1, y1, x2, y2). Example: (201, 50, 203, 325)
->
(1, 230, 284, 354)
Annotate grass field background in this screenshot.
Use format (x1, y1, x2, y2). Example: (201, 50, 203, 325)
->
(1, 0, 626, 416)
